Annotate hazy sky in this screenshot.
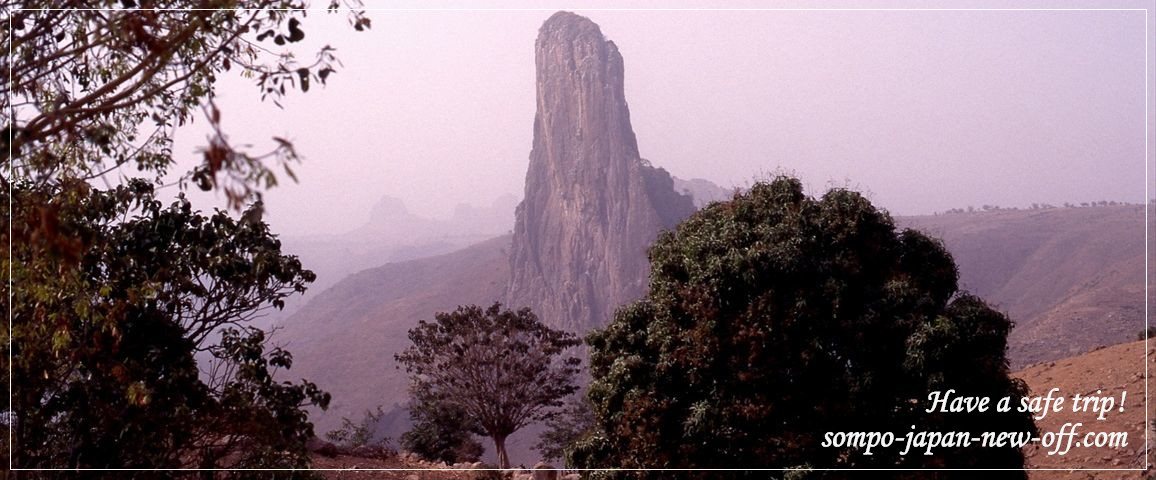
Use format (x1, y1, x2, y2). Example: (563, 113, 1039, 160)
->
(171, 2, 1154, 236)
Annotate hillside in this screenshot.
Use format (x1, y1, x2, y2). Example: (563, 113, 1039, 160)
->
(900, 205, 1145, 368)
(1018, 339, 1152, 478)
(274, 235, 511, 434)
(278, 204, 1146, 467)
(255, 195, 518, 331)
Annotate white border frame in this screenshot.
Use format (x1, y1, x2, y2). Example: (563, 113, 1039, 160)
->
(4, 4, 1151, 476)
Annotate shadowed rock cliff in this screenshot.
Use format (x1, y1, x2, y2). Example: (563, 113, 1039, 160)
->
(506, 11, 695, 332)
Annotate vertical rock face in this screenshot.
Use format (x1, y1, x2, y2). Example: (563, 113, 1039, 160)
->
(507, 12, 695, 332)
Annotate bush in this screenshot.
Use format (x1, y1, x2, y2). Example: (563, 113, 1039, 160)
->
(400, 398, 484, 465)
(326, 405, 391, 449)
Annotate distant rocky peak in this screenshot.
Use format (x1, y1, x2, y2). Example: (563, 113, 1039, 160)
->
(507, 12, 695, 333)
(671, 176, 736, 208)
(367, 195, 411, 222)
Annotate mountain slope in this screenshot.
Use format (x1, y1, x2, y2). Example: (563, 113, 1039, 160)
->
(275, 235, 511, 431)
(900, 205, 1145, 368)
(261, 195, 517, 328)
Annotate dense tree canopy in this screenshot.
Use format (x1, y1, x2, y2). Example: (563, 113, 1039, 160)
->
(2, 2, 368, 471)
(396, 303, 582, 469)
(4, 181, 328, 471)
(571, 177, 1036, 478)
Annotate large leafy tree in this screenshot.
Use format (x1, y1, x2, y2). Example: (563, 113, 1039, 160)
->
(571, 177, 1036, 478)
(2, 0, 367, 472)
(4, 180, 329, 470)
(395, 303, 582, 469)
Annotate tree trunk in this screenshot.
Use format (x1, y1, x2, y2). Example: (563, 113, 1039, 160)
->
(494, 434, 510, 469)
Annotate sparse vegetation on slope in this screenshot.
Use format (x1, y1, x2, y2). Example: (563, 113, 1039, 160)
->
(901, 205, 1145, 368)
(275, 235, 512, 437)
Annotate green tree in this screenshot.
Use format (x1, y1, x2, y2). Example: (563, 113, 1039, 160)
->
(399, 389, 485, 465)
(571, 177, 1036, 478)
(3, 1, 368, 472)
(4, 181, 328, 471)
(395, 303, 582, 469)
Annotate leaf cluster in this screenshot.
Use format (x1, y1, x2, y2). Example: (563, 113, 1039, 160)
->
(1, 0, 369, 473)
(325, 405, 391, 449)
(533, 393, 595, 464)
(3, 0, 369, 209)
(3, 181, 328, 471)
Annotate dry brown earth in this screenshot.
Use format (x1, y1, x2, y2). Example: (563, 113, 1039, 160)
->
(1018, 340, 1153, 479)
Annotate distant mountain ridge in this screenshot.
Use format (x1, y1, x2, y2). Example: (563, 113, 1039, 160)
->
(275, 235, 511, 437)
(672, 175, 734, 208)
(259, 194, 517, 328)
(900, 205, 1146, 369)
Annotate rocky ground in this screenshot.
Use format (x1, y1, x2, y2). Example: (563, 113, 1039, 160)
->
(1018, 339, 1153, 479)
(308, 451, 573, 480)
(308, 454, 472, 480)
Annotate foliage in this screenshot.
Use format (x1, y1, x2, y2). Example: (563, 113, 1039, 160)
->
(4, 0, 368, 208)
(533, 394, 595, 465)
(326, 405, 391, 448)
(395, 302, 582, 469)
(3, 181, 328, 470)
(3, 0, 368, 472)
(571, 177, 1036, 478)
(400, 392, 484, 465)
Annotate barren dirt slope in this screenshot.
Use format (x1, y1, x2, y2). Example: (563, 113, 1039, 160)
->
(1017, 339, 1153, 479)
